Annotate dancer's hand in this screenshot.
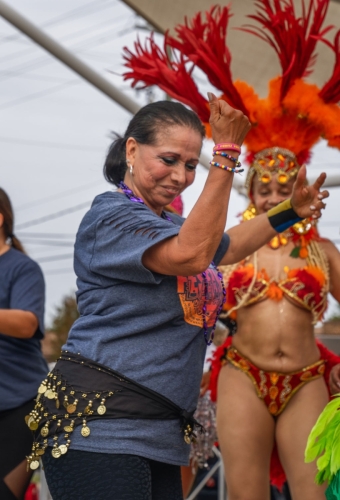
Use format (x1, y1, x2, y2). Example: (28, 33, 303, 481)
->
(291, 165, 329, 220)
(208, 92, 251, 146)
(329, 364, 340, 395)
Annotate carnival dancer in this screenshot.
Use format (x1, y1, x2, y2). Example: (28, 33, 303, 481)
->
(25, 94, 327, 500)
(122, 2, 340, 499)
(0, 188, 47, 500)
(212, 151, 339, 500)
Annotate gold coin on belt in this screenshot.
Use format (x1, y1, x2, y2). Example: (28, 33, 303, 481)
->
(41, 426, 49, 437)
(55, 398, 60, 409)
(184, 435, 191, 445)
(59, 445, 68, 455)
(63, 425, 73, 433)
(67, 404, 76, 413)
(30, 460, 40, 470)
(25, 415, 30, 425)
(97, 405, 106, 415)
(47, 391, 56, 400)
(36, 449, 45, 456)
(29, 420, 39, 431)
(52, 448, 61, 458)
(38, 384, 47, 394)
(81, 426, 90, 437)
(44, 389, 52, 399)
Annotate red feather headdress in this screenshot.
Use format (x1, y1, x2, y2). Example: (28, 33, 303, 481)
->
(123, 0, 340, 174)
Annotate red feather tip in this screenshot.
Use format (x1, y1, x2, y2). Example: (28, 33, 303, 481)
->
(245, 150, 256, 165)
(297, 149, 312, 165)
(165, 5, 248, 115)
(240, 0, 331, 100)
(319, 31, 340, 103)
(122, 35, 210, 122)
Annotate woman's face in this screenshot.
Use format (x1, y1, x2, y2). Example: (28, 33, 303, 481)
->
(125, 125, 202, 214)
(252, 173, 296, 214)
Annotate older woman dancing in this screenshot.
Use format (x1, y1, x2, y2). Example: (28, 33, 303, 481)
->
(25, 94, 327, 500)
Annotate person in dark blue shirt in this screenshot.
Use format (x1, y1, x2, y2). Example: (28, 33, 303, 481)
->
(0, 188, 47, 500)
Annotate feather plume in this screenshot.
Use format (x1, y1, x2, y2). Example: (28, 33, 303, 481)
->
(305, 395, 340, 484)
(241, 0, 331, 99)
(319, 31, 340, 104)
(123, 0, 340, 160)
(123, 35, 210, 122)
(165, 6, 248, 115)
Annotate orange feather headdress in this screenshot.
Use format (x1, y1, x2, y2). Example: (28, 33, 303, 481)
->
(123, 0, 340, 193)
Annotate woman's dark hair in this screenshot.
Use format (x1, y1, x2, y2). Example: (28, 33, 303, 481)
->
(103, 101, 205, 186)
(0, 188, 25, 253)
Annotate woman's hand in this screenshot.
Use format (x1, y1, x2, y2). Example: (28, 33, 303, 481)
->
(291, 165, 329, 220)
(208, 92, 251, 146)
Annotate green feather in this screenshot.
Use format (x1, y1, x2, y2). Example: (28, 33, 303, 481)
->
(330, 422, 340, 475)
(326, 470, 340, 500)
(305, 396, 340, 489)
(317, 448, 332, 471)
(316, 468, 328, 485)
(305, 397, 340, 463)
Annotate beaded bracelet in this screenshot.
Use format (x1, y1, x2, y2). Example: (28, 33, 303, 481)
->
(213, 151, 242, 168)
(213, 143, 241, 153)
(210, 160, 244, 174)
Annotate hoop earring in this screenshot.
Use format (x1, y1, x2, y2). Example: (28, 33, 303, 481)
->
(129, 164, 133, 174)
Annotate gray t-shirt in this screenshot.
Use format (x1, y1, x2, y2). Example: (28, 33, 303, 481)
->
(64, 191, 230, 465)
(0, 248, 47, 411)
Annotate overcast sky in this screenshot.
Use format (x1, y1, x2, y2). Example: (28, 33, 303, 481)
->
(1, 0, 339, 326)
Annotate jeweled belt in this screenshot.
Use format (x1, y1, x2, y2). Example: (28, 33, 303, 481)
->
(26, 351, 203, 470)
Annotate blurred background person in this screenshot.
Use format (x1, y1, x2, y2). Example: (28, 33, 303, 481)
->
(0, 188, 47, 500)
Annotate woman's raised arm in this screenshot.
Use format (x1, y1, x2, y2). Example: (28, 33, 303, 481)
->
(143, 94, 251, 276)
(143, 97, 328, 275)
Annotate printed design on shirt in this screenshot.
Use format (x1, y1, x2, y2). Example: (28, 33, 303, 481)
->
(177, 268, 223, 327)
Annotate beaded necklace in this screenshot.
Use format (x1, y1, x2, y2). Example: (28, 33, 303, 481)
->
(118, 181, 226, 345)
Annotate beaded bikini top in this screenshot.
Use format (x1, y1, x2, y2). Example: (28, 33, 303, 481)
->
(220, 229, 329, 325)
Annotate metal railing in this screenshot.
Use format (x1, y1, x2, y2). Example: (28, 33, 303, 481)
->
(186, 446, 226, 500)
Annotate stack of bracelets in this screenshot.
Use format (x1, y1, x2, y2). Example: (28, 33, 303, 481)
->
(210, 142, 244, 173)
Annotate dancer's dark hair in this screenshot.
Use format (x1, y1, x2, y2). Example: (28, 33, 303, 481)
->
(0, 188, 25, 253)
(103, 101, 205, 186)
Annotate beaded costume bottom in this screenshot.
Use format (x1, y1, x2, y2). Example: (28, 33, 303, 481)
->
(189, 392, 217, 469)
(223, 346, 326, 416)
